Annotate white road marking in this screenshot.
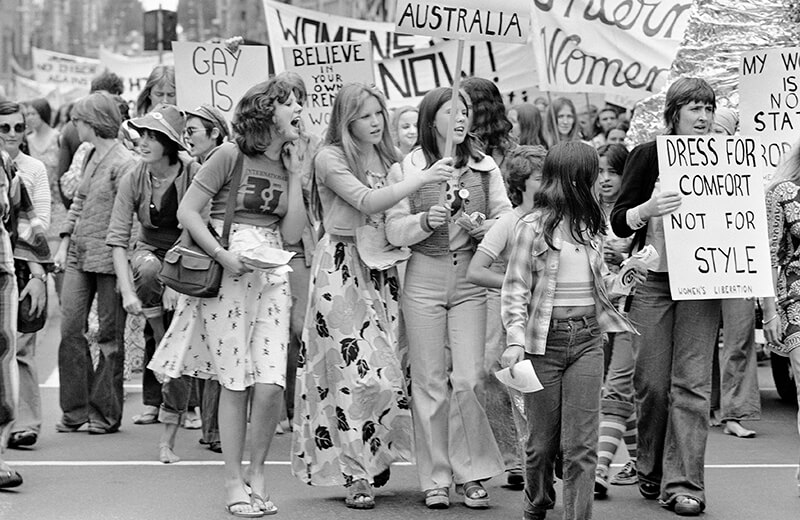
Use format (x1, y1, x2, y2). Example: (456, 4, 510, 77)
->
(8, 461, 796, 469)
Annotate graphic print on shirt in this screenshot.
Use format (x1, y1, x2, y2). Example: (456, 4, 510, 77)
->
(238, 164, 288, 216)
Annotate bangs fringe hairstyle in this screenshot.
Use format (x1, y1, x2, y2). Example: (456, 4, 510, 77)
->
(664, 77, 716, 135)
(71, 92, 122, 139)
(141, 129, 180, 165)
(390, 105, 418, 148)
(417, 87, 482, 169)
(461, 77, 512, 157)
(532, 141, 605, 249)
(542, 97, 579, 148)
(275, 71, 308, 107)
(232, 78, 294, 156)
(323, 83, 398, 184)
(505, 145, 547, 207)
(596, 143, 629, 176)
(512, 103, 545, 147)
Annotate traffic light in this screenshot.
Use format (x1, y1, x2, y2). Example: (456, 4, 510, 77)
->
(143, 10, 178, 51)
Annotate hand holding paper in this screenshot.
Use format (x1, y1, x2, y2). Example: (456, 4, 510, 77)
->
(495, 359, 543, 393)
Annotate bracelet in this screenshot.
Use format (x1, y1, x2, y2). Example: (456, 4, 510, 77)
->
(211, 245, 224, 259)
(763, 314, 778, 325)
(28, 272, 47, 282)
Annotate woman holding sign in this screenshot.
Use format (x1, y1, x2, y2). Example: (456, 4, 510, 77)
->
(291, 83, 450, 509)
(610, 77, 720, 517)
(385, 86, 510, 509)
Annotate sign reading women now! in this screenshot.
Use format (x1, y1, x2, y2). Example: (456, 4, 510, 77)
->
(656, 135, 774, 300)
(394, 0, 530, 44)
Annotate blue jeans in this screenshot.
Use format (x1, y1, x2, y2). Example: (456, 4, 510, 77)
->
(11, 332, 41, 434)
(523, 316, 604, 520)
(629, 272, 720, 508)
(600, 331, 635, 419)
(58, 269, 126, 431)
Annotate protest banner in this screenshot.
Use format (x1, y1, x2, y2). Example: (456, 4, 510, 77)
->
(264, 0, 432, 73)
(531, 0, 693, 100)
(395, 0, 530, 44)
(99, 48, 174, 104)
(656, 135, 774, 300)
(173, 42, 270, 123)
(32, 48, 100, 95)
(739, 47, 800, 174)
(376, 38, 537, 107)
(284, 41, 374, 135)
(264, 0, 538, 107)
(394, 0, 529, 194)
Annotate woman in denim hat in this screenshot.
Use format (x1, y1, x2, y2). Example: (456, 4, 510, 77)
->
(106, 103, 200, 463)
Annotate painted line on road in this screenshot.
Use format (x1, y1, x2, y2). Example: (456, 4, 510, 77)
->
(9, 461, 415, 467)
(8, 461, 796, 469)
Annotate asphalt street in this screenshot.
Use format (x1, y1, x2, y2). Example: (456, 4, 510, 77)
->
(1, 293, 799, 520)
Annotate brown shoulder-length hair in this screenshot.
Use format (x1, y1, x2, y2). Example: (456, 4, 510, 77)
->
(417, 87, 483, 169)
(663, 77, 716, 135)
(232, 78, 294, 156)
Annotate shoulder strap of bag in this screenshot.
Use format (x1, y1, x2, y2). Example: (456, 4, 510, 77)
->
(219, 150, 245, 247)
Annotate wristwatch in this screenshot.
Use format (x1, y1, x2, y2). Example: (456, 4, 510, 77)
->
(28, 273, 47, 282)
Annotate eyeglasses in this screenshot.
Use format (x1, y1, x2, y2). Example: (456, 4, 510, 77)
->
(0, 123, 25, 134)
(184, 127, 206, 137)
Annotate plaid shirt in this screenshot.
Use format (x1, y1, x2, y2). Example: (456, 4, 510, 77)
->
(501, 211, 635, 355)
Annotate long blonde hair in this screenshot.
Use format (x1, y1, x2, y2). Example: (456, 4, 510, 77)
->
(768, 139, 800, 192)
(322, 83, 398, 184)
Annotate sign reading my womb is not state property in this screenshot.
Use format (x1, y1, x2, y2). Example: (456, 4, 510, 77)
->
(739, 47, 800, 174)
(173, 42, 270, 123)
(394, 0, 530, 44)
(656, 135, 774, 300)
(284, 41, 374, 135)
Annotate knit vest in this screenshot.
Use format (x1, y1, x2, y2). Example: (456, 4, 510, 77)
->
(408, 166, 490, 256)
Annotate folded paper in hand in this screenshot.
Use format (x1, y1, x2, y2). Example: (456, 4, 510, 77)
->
(455, 211, 485, 232)
(229, 228, 295, 270)
(495, 359, 543, 393)
(355, 224, 411, 270)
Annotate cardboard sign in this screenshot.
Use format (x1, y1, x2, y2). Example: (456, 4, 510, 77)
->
(739, 47, 800, 174)
(657, 135, 774, 299)
(264, 0, 431, 73)
(32, 48, 100, 94)
(531, 0, 692, 99)
(99, 48, 175, 103)
(394, 0, 530, 44)
(283, 41, 374, 134)
(173, 42, 270, 123)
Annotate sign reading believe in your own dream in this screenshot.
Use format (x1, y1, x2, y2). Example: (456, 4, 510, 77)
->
(283, 41, 375, 135)
(656, 135, 774, 300)
(394, 0, 530, 44)
(739, 47, 800, 174)
(173, 42, 270, 123)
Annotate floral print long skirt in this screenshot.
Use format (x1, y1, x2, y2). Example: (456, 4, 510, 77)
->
(291, 235, 413, 486)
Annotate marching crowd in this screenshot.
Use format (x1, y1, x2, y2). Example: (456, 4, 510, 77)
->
(0, 62, 798, 520)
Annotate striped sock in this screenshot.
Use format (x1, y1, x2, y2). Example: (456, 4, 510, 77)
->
(597, 414, 626, 474)
(624, 410, 637, 460)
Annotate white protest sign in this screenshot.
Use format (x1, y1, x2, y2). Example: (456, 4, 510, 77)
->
(531, 0, 692, 99)
(264, 0, 432, 74)
(173, 42, 270, 123)
(394, 0, 530, 44)
(739, 47, 800, 174)
(32, 48, 100, 94)
(284, 41, 374, 135)
(657, 135, 774, 300)
(99, 48, 174, 103)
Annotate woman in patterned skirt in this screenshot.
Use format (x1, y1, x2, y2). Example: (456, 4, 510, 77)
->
(148, 78, 306, 518)
(291, 83, 450, 509)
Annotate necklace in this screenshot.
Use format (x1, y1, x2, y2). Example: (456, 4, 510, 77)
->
(150, 173, 163, 188)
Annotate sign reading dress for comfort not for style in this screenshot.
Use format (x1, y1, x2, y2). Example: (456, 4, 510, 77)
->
(656, 135, 774, 300)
